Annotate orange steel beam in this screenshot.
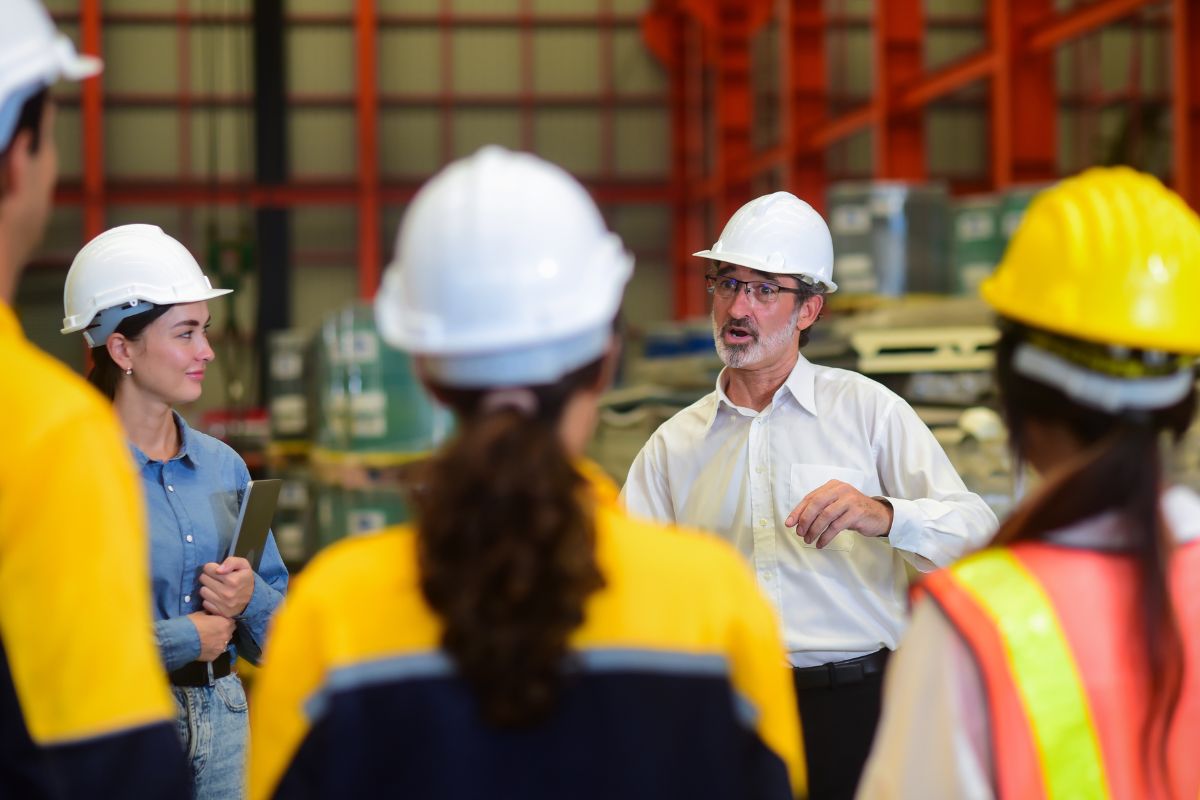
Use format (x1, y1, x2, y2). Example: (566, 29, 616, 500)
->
(1010, 0, 1057, 184)
(1174, 0, 1200, 207)
(875, 0, 925, 179)
(713, 0, 755, 223)
(989, 0, 1013, 187)
(800, 0, 1161, 156)
(54, 180, 670, 207)
(1026, 0, 1159, 52)
(899, 50, 996, 110)
(808, 103, 877, 150)
(785, 0, 827, 212)
(80, 0, 104, 239)
(354, 0, 380, 298)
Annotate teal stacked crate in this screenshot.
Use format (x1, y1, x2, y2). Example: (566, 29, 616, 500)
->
(308, 303, 456, 552)
(828, 182, 951, 296)
(342, 302, 453, 458)
(341, 484, 411, 536)
(999, 185, 1048, 244)
(313, 312, 349, 453)
(267, 330, 311, 446)
(314, 481, 346, 551)
(827, 186, 876, 294)
(270, 473, 314, 569)
(951, 195, 1005, 295)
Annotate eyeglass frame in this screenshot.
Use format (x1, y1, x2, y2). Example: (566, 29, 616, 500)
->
(704, 272, 809, 305)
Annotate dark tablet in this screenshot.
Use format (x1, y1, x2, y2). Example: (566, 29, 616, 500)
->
(227, 479, 282, 571)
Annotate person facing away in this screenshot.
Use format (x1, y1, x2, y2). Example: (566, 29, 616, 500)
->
(248, 146, 805, 800)
(59, 224, 289, 799)
(859, 167, 1200, 799)
(622, 191, 998, 799)
(0, 1, 188, 796)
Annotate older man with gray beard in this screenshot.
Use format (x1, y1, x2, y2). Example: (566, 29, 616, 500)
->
(621, 192, 996, 800)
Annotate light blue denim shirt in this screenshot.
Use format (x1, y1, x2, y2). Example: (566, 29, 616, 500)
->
(132, 412, 288, 672)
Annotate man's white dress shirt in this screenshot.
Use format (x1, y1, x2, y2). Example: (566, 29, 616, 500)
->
(622, 354, 998, 667)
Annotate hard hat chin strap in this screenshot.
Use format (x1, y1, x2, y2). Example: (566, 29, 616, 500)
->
(1012, 342, 1194, 414)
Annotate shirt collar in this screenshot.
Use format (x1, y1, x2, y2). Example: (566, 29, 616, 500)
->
(128, 410, 200, 466)
(704, 353, 818, 431)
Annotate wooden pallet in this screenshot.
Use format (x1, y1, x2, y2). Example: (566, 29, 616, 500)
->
(850, 325, 998, 374)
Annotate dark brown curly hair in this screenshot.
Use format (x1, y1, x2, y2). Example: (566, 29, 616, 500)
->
(414, 355, 608, 728)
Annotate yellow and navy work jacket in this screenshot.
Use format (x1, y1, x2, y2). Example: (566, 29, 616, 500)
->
(0, 303, 186, 796)
(250, 464, 805, 799)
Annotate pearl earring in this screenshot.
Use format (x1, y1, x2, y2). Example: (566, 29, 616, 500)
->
(125, 368, 133, 376)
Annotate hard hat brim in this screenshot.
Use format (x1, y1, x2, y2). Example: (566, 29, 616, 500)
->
(55, 36, 102, 80)
(60, 286, 232, 335)
(693, 248, 838, 293)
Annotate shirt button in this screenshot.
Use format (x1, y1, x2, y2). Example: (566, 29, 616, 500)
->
(183, 594, 191, 603)
(755, 466, 764, 474)
(761, 573, 774, 582)
(759, 518, 769, 527)
(186, 535, 193, 543)
(167, 485, 175, 492)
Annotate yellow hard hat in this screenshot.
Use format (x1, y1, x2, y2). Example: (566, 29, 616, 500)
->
(981, 166, 1200, 355)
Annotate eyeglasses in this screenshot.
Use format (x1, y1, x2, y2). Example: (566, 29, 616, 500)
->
(704, 274, 805, 305)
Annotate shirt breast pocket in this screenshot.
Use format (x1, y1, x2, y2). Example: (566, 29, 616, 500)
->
(787, 464, 869, 552)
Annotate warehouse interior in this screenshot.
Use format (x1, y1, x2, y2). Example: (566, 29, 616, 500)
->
(16, 0, 1199, 566)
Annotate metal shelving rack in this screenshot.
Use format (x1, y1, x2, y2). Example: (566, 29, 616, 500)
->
(641, 0, 1199, 318)
(48, 2, 672, 298)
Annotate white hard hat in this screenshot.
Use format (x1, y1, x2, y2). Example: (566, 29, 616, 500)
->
(0, 0, 102, 150)
(375, 146, 633, 388)
(61, 224, 232, 348)
(694, 191, 838, 292)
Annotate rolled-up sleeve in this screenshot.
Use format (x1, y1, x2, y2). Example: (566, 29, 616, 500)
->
(155, 615, 201, 672)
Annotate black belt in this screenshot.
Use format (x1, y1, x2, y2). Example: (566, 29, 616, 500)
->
(169, 652, 232, 687)
(792, 648, 889, 691)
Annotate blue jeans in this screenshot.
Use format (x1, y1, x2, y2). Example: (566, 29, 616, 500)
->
(172, 673, 249, 800)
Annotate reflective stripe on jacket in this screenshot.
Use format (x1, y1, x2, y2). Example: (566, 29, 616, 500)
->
(920, 541, 1200, 800)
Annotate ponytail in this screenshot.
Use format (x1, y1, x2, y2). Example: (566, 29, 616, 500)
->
(414, 357, 607, 727)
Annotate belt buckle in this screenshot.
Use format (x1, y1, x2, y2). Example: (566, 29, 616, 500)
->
(828, 660, 864, 688)
(207, 661, 215, 687)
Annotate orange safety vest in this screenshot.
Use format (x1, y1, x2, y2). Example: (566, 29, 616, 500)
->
(919, 540, 1200, 800)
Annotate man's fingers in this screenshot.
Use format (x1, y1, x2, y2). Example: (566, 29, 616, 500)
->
(815, 510, 855, 549)
(218, 556, 252, 575)
(805, 499, 849, 544)
(788, 481, 846, 529)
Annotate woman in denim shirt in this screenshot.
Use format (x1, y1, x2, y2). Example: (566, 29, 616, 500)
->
(61, 224, 288, 799)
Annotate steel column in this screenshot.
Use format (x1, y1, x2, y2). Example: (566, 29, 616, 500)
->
(875, 0, 924, 179)
(1174, 0, 1200, 207)
(79, 0, 105, 239)
(712, 0, 755, 222)
(1012, 0, 1057, 185)
(785, 0, 827, 212)
(253, 0, 291, 402)
(354, 0, 380, 297)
